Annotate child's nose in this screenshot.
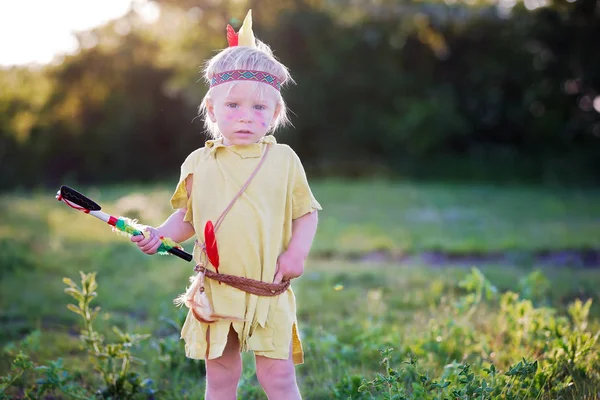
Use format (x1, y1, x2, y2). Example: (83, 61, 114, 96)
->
(238, 109, 252, 122)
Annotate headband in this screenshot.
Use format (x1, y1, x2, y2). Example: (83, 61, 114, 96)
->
(209, 10, 281, 91)
(210, 70, 281, 91)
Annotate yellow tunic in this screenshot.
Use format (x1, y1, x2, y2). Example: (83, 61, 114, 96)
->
(170, 135, 321, 365)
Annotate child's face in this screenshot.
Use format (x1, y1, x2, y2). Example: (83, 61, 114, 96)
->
(206, 81, 281, 146)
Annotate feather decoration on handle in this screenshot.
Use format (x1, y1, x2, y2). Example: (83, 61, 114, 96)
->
(226, 24, 238, 47)
(204, 220, 220, 273)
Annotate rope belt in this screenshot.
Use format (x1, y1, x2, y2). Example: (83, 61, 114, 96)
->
(195, 265, 290, 296)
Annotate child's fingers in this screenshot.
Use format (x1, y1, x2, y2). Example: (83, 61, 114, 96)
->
(140, 240, 151, 252)
(130, 234, 144, 243)
(141, 236, 161, 253)
(136, 235, 153, 248)
(273, 266, 284, 284)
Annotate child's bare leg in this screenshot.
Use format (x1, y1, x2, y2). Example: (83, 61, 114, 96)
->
(205, 326, 242, 400)
(255, 347, 301, 400)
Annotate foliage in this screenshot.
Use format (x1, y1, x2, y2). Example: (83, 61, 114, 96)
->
(1, 265, 599, 399)
(1, 183, 599, 398)
(0, 352, 35, 399)
(1, 272, 157, 399)
(1, 0, 599, 189)
(0, 352, 91, 399)
(63, 272, 155, 399)
(355, 349, 539, 399)
(339, 268, 600, 399)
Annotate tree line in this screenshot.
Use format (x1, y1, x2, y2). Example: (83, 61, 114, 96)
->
(1, 0, 599, 190)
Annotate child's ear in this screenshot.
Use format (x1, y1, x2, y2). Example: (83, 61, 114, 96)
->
(206, 98, 217, 123)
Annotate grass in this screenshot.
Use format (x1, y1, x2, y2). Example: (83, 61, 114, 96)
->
(312, 179, 600, 254)
(1, 180, 599, 399)
(4, 179, 600, 255)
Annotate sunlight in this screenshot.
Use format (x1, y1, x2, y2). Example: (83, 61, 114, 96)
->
(594, 96, 600, 113)
(524, 0, 548, 10)
(0, 0, 159, 66)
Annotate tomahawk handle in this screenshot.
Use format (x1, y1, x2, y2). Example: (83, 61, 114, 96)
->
(131, 230, 193, 262)
(168, 247, 193, 262)
(125, 222, 193, 262)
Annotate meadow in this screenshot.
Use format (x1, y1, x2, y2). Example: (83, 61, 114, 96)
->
(1, 180, 599, 399)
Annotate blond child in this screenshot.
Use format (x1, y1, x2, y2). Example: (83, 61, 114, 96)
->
(131, 10, 321, 400)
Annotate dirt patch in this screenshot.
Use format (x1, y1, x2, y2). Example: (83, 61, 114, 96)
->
(316, 249, 600, 268)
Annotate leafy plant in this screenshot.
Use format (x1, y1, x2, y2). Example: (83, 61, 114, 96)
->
(34, 358, 91, 399)
(0, 352, 89, 400)
(63, 271, 156, 399)
(0, 352, 35, 399)
(351, 268, 600, 399)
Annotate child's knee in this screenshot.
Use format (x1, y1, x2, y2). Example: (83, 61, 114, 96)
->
(205, 325, 242, 385)
(206, 355, 243, 388)
(256, 357, 296, 390)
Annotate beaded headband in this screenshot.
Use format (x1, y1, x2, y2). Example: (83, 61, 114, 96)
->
(210, 70, 281, 91)
(209, 10, 281, 92)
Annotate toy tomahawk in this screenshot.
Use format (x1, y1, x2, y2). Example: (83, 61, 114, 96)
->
(56, 185, 193, 262)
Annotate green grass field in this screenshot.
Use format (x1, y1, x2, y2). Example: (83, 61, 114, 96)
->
(1, 180, 599, 399)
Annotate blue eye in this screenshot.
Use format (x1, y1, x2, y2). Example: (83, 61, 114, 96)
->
(226, 103, 238, 108)
(254, 105, 266, 110)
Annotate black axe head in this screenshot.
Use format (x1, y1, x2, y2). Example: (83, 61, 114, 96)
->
(57, 186, 102, 211)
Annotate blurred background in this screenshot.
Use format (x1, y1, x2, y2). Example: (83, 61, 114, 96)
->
(1, 1, 600, 399)
(1, 0, 599, 188)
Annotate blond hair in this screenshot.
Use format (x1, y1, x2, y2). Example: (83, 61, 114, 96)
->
(199, 40, 294, 139)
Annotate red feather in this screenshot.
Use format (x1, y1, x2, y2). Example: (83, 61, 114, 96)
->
(226, 24, 238, 47)
(204, 220, 220, 273)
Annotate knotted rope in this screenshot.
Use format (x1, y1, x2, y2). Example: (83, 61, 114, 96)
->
(197, 266, 290, 296)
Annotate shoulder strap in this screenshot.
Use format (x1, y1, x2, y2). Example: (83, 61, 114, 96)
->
(213, 143, 271, 232)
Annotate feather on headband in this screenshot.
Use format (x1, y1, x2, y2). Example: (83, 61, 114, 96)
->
(211, 10, 281, 91)
(226, 10, 256, 48)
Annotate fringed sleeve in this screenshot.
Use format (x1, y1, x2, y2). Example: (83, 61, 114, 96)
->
(169, 151, 198, 223)
(289, 149, 322, 220)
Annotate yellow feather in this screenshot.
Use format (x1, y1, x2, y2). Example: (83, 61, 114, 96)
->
(237, 9, 256, 48)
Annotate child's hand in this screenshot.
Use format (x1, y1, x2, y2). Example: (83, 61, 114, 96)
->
(130, 226, 162, 255)
(273, 249, 305, 284)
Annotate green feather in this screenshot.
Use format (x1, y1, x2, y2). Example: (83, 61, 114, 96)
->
(115, 217, 182, 256)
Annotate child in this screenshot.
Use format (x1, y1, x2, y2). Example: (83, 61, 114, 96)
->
(131, 10, 321, 400)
